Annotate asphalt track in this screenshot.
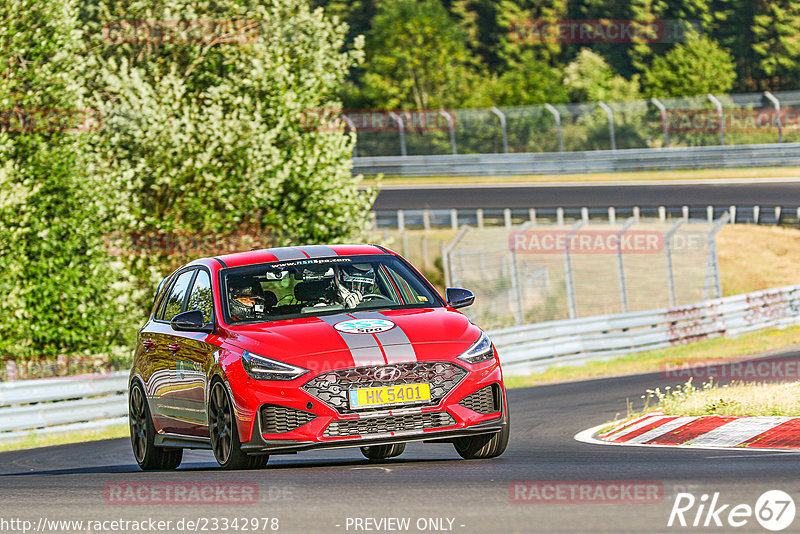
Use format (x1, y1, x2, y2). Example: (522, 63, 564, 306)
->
(4, 352, 800, 533)
(373, 180, 800, 210)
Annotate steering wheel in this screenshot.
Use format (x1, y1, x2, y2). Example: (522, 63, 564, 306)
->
(362, 293, 393, 302)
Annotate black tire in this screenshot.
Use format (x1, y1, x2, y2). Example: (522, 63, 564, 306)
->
(208, 381, 268, 470)
(453, 419, 510, 460)
(360, 443, 406, 460)
(129, 381, 183, 470)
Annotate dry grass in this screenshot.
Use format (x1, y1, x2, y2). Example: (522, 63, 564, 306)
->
(365, 167, 800, 186)
(634, 379, 800, 417)
(718, 225, 800, 296)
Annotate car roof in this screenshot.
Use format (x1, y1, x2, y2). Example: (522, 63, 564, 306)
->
(211, 244, 392, 269)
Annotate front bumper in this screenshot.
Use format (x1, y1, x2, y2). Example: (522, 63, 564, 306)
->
(236, 359, 507, 454)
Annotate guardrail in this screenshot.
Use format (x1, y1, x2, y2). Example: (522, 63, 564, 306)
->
(0, 371, 128, 443)
(374, 205, 792, 230)
(3, 285, 799, 442)
(490, 285, 800, 375)
(354, 142, 800, 176)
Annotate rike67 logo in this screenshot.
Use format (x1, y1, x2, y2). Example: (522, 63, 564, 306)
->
(668, 490, 795, 531)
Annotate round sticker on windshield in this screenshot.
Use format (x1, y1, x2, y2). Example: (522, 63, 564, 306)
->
(334, 318, 395, 334)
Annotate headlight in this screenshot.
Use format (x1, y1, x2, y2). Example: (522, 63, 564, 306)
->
(457, 332, 495, 364)
(241, 351, 309, 381)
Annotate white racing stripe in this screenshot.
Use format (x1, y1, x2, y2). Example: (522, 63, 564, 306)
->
(354, 311, 417, 364)
(602, 413, 666, 440)
(688, 417, 792, 447)
(624, 416, 700, 444)
(319, 314, 385, 366)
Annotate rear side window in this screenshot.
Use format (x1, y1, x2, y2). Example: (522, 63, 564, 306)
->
(187, 270, 213, 322)
(158, 270, 196, 321)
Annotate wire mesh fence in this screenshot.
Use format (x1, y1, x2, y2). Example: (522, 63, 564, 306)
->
(349, 90, 800, 157)
(443, 216, 728, 330)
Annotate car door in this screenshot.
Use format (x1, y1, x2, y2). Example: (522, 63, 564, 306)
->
(168, 268, 218, 437)
(148, 268, 197, 434)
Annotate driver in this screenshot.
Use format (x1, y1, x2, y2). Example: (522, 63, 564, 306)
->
(229, 277, 268, 320)
(336, 264, 378, 309)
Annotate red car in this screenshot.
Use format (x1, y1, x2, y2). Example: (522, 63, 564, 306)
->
(129, 244, 509, 470)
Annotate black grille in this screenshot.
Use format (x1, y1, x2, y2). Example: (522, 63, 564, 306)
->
(323, 411, 456, 437)
(302, 362, 467, 414)
(260, 405, 317, 434)
(458, 384, 500, 415)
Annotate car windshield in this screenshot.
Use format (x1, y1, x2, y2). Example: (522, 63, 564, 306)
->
(222, 254, 442, 324)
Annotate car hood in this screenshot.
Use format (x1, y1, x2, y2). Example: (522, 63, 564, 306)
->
(223, 307, 482, 368)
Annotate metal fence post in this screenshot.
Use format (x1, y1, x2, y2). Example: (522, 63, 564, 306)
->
(450, 209, 458, 230)
(764, 91, 783, 143)
(563, 221, 585, 319)
(441, 242, 450, 288)
(439, 109, 457, 154)
(397, 209, 405, 232)
(707, 94, 725, 145)
(608, 207, 616, 224)
(581, 207, 589, 223)
(422, 209, 431, 231)
(730, 205, 736, 223)
(544, 104, 564, 152)
(598, 102, 616, 150)
(476, 209, 484, 229)
(616, 218, 637, 313)
(442, 225, 472, 289)
(509, 249, 524, 325)
(504, 208, 512, 228)
(389, 111, 407, 156)
(704, 212, 730, 299)
(651, 97, 669, 147)
(664, 219, 684, 306)
(557, 207, 564, 225)
(490, 107, 509, 154)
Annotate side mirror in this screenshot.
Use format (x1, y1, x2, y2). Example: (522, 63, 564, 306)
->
(446, 288, 475, 309)
(171, 310, 214, 333)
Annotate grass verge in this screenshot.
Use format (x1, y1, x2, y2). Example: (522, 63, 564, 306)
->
(365, 166, 800, 186)
(633, 379, 800, 417)
(503, 325, 800, 389)
(0, 423, 129, 453)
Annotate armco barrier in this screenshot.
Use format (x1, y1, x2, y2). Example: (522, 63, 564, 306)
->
(2, 285, 799, 442)
(0, 371, 128, 443)
(353, 143, 800, 176)
(492, 285, 800, 375)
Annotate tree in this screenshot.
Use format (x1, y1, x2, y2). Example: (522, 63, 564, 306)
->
(486, 51, 568, 106)
(83, 0, 372, 243)
(643, 34, 736, 96)
(357, 0, 480, 110)
(0, 0, 133, 363)
(563, 49, 641, 102)
(751, 0, 800, 90)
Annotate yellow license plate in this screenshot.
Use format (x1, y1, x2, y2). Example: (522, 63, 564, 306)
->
(349, 383, 431, 410)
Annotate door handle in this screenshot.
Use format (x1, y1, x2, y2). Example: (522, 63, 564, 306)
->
(168, 344, 180, 353)
(142, 340, 155, 351)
